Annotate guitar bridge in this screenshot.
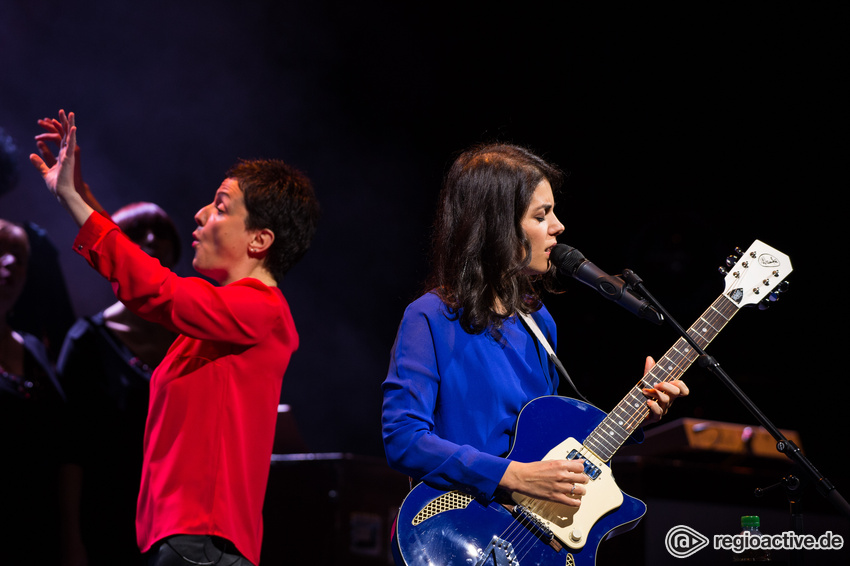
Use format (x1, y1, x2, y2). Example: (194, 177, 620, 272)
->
(511, 504, 563, 552)
(568, 449, 601, 480)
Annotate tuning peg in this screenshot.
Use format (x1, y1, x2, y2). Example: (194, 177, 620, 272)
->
(764, 280, 790, 304)
(758, 299, 771, 311)
(726, 255, 739, 268)
(718, 266, 728, 276)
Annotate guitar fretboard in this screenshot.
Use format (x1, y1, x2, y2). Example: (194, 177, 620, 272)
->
(584, 293, 740, 462)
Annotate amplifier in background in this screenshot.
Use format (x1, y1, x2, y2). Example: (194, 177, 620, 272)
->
(262, 453, 409, 566)
(618, 417, 803, 461)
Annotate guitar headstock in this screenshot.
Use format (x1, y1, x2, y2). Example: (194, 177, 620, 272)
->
(720, 239, 792, 309)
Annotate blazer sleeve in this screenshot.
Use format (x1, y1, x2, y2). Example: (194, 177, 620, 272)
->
(381, 299, 510, 501)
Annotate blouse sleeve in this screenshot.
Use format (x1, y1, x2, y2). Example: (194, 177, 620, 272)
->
(73, 212, 280, 345)
(381, 298, 510, 501)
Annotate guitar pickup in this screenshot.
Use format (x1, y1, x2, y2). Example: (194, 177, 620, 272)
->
(567, 449, 601, 480)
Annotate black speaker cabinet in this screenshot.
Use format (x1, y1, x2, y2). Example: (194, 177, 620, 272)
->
(261, 453, 409, 565)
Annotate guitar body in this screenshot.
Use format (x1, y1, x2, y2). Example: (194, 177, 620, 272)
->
(392, 241, 792, 565)
(394, 396, 646, 566)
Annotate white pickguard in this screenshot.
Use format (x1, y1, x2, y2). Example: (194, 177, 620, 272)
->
(512, 437, 622, 550)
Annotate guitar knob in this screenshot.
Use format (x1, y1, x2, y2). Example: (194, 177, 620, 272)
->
(570, 528, 583, 542)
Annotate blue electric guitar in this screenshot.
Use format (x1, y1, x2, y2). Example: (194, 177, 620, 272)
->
(393, 240, 792, 566)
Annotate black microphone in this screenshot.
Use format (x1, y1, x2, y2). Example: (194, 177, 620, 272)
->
(550, 244, 663, 325)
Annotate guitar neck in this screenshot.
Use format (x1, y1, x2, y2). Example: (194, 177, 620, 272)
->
(584, 293, 740, 462)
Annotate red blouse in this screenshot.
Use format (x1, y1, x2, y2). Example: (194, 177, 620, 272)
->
(74, 212, 298, 565)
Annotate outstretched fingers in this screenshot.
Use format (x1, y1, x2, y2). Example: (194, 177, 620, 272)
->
(28, 151, 50, 176)
(29, 110, 77, 197)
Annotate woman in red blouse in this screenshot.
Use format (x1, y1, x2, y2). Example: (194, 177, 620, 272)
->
(31, 109, 320, 566)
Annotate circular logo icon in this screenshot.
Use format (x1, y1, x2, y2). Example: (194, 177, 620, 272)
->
(665, 525, 710, 558)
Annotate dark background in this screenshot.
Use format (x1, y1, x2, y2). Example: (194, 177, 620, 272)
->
(2, 0, 847, 537)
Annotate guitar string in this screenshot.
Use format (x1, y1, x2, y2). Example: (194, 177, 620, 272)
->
(528, 264, 778, 555)
(402, 261, 785, 562)
(496, 508, 540, 564)
(588, 295, 737, 459)
(487, 270, 760, 556)
(605, 281, 740, 446)
(508, 517, 539, 564)
(501, 294, 740, 557)
(510, 502, 568, 566)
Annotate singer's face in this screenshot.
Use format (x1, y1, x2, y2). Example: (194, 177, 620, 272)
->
(192, 178, 255, 284)
(521, 179, 564, 275)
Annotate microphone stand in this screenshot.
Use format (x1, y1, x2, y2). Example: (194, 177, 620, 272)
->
(621, 269, 850, 547)
(755, 475, 805, 565)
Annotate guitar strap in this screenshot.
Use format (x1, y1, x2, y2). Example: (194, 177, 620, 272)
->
(518, 311, 591, 404)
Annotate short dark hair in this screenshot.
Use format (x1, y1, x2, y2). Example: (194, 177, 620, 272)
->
(226, 159, 320, 283)
(427, 142, 564, 334)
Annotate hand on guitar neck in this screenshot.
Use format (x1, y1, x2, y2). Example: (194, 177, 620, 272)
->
(498, 356, 689, 507)
(639, 355, 690, 425)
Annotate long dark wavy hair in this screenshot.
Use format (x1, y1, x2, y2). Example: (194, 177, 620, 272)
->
(426, 142, 564, 334)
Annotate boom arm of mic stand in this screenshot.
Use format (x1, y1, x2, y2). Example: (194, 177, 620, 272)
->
(622, 269, 850, 519)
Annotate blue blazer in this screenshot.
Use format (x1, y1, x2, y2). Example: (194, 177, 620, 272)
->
(381, 292, 559, 500)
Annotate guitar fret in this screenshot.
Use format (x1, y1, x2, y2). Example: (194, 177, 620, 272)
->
(702, 314, 725, 332)
(598, 424, 627, 445)
(661, 348, 690, 377)
(584, 294, 738, 462)
(687, 327, 712, 349)
(671, 342, 695, 363)
(699, 316, 721, 333)
(588, 429, 624, 456)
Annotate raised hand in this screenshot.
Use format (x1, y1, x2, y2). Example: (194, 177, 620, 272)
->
(29, 110, 95, 226)
(30, 110, 76, 199)
(34, 111, 104, 214)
